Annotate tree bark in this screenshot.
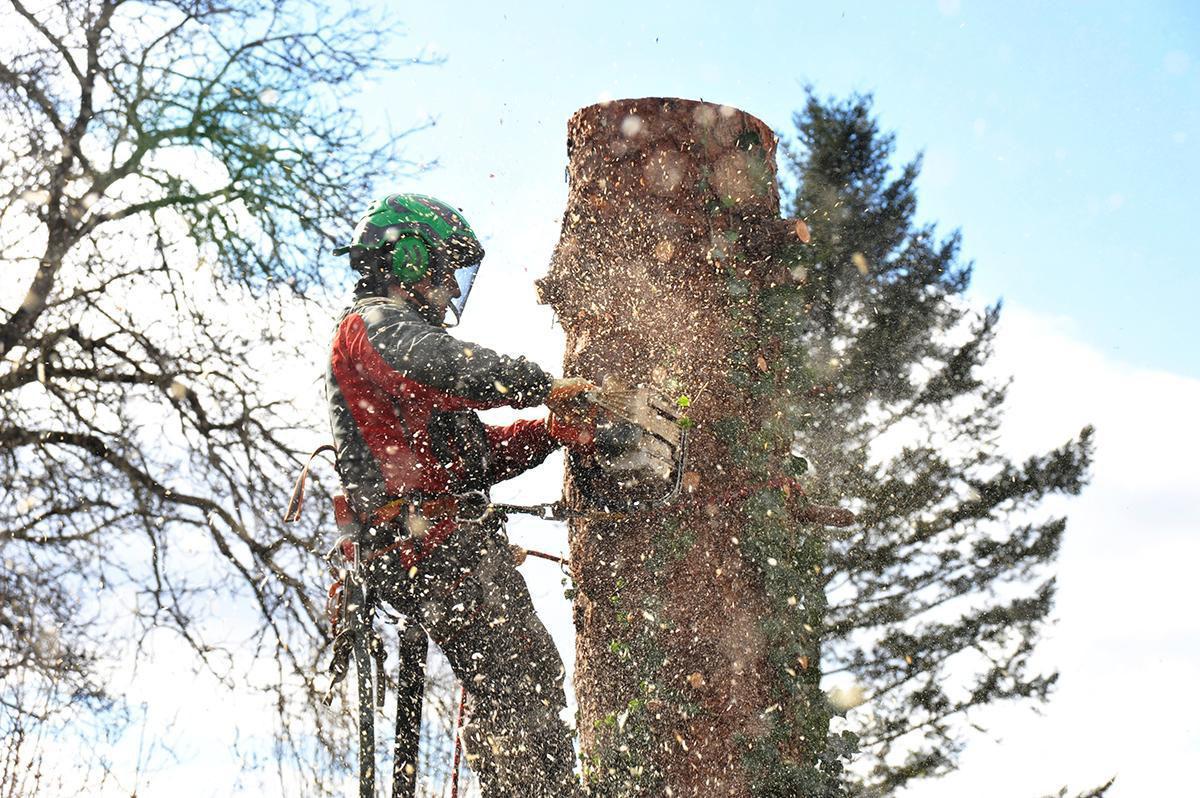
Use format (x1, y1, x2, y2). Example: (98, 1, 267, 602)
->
(539, 98, 803, 797)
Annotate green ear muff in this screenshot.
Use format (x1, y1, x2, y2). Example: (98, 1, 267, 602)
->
(390, 236, 432, 283)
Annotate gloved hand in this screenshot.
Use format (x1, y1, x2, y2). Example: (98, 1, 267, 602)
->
(547, 413, 595, 447)
(546, 376, 595, 413)
(546, 377, 597, 447)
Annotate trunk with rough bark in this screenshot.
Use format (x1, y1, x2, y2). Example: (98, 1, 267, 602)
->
(538, 98, 809, 797)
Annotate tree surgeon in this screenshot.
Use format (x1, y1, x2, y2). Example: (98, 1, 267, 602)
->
(327, 193, 590, 796)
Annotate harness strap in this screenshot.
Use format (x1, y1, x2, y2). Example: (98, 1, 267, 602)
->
(351, 618, 376, 798)
(282, 444, 336, 523)
(369, 493, 471, 526)
(370, 628, 388, 709)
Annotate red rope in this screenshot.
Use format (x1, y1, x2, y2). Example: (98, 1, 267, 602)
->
(450, 683, 467, 798)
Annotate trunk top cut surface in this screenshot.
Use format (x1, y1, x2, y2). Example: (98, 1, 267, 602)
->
(541, 98, 811, 797)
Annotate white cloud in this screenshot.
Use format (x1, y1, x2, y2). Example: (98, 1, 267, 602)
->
(906, 304, 1200, 796)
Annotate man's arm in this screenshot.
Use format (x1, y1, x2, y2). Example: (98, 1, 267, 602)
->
(483, 419, 557, 485)
(483, 416, 600, 486)
(347, 301, 553, 410)
(483, 379, 600, 485)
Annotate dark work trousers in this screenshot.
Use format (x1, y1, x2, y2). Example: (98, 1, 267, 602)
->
(361, 515, 578, 797)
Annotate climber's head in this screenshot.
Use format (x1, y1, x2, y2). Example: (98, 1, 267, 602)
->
(335, 193, 484, 325)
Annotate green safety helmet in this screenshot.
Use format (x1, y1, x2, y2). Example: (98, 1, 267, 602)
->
(335, 193, 485, 321)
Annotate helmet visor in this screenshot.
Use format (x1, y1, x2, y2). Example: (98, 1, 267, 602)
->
(439, 233, 484, 326)
(450, 262, 479, 319)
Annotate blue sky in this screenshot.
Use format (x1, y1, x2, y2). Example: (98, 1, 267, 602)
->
(363, 0, 1199, 377)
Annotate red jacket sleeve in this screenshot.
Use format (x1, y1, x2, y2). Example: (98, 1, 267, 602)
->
(484, 418, 558, 485)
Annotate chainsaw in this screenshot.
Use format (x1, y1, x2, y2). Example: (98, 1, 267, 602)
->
(491, 380, 689, 521)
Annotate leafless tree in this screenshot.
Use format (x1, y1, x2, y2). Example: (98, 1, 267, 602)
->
(0, 0, 439, 791)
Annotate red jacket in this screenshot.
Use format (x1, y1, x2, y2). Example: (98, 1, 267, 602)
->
(327, 296, 558, 526)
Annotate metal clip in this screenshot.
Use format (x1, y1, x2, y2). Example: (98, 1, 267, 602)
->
(454, 489, 492, 524)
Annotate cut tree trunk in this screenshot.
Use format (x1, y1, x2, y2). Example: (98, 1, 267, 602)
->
(538, 98, 805, 797)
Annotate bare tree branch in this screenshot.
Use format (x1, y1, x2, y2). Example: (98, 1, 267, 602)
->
(8, 0, 87, 85)
(0, 1, 437, 790)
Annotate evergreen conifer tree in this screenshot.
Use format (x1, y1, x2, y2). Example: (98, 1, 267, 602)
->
(772, 92, 1095, 793)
